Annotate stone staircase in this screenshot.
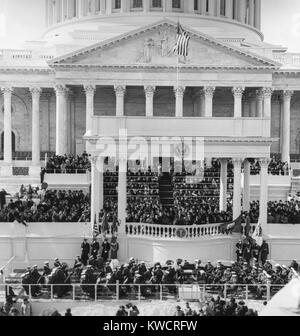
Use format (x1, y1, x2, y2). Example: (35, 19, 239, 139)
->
(158, 173, 174, 208)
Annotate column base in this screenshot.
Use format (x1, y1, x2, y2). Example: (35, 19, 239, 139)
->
(0, 165, 12, 177)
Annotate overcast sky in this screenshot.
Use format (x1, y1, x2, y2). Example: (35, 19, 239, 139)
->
(0, 0, 300, 52)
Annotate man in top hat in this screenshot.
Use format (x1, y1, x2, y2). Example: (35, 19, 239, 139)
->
(43, 262, 51, 276)
(259, 240, 269, 266)
(91, 238, 100, 260)
(101, 238, 111, 263)
(81, 238, 90, 266)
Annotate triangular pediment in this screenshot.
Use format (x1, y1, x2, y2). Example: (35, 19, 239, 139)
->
(49, 19, 280, 70)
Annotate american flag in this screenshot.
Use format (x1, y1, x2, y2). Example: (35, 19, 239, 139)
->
(172, 22, 191, 57)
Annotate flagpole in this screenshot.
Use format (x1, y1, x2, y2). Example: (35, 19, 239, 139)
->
(176, 17, 179, 90)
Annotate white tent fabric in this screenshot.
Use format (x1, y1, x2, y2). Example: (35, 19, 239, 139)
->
(260, 278, 300, 316)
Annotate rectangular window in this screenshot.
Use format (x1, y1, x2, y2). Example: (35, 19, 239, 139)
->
(114, 0, 121, 9)
(152, 0, 162, 8)
(172, 0, 181, 9)
(206, 0, 209, 13)
(133, 0, 143, 8)
(220, 0, 225, 16)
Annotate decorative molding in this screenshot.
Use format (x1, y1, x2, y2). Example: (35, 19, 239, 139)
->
(1, 87, 13, 95)
(261, 87, 274, 98)
(84, 84, 96, 95)
(232, 158, 244, 167)
(114, 85, 126, 97)
(174, 86, 186, 97)
(281, 90, 294, 101)
(144, 85, 156, 97)
(54, 84, 68, 96)
(232, 87, 245, 98)
(29, 87, 42, 98)
(202, 86, 216, 97)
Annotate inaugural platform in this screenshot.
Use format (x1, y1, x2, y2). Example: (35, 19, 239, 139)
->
(0, 0, 300, 317)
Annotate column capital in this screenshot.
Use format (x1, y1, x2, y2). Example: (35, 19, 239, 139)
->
(144, 85, 156, 97)
(114, 85, 126, 97)
(84, 84, 96, 95)
(202, 86, 215, 97)
(29, 87, 42, 97)
(261, 87, 274, 98)
(1, 87, 13, 95)
(232, 158, 244, 167)
(256, 89, 264, 101)
(54, 84, 68, 96)
(281, 90, 294, 101)
(232, 86, 245, 98)
(174, 86, 186, 97)
(259, 157, 270, 169)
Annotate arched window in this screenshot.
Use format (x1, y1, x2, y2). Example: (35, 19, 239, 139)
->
(133, 0, 143, 8)
(152, 0, 162, 8)
(172, 0, 181, 9)
(1, 131, 16, 153)
(220, 0, 226, 16)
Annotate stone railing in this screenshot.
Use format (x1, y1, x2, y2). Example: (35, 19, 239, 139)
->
(125, 222, 258, 239)
(273, 53, 300, 67)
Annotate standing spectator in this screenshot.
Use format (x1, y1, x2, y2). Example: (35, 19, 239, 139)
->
(116, 306, 128, 316)
(91, 238, 100, 260)
(174, 306, 185, 316)
(64, 308, 72, 316)
(110, 236, 119, 260)
(21, 298, 32, 316)
(81, 238, 90, 266)
(259, 240, 269, 265)
(0, 188, 10, 209)
(101, 238, 111, 262)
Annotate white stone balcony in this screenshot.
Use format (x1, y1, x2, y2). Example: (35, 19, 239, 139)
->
(273, 52, 300, 69)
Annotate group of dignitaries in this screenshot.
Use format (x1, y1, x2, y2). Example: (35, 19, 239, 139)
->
(19, 235, 299, 300)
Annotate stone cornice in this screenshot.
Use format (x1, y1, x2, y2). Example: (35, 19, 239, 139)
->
(52, 64, 278, 72)
(48, 19, 279, 69)
(0, 66, 53, 74)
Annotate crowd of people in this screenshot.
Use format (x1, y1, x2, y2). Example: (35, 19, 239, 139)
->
(0, 189, 90, 223)
(249, 158, 289, 176)
(45, 152, 91, 174)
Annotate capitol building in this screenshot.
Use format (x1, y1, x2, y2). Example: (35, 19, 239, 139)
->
(0, 0, 300, 270)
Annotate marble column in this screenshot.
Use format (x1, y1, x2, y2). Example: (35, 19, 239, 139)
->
(256, 89, 263, 117)
(144, 0, 150, 12)
(144, 86, 155, 117)
(30, 87, 42, 165)
(55, 85, 68, 155)
(118, 157, 127, 235)
(208, 0, 216, 15)
(233, 158, 243, 220)
(232, 87, 245, 118)
(200, 90, 206, 117)
(1, 87, 13, 165)
(243, 159, 251, 212)
(249, 95, 257, 117)
(174, 86, 185, 118)
(249, 0, 255, 26)
(281, 90, 293, 164)
(114, 85, 126, 117)
(262, 87, 273, 118)
(259, 158, 269, 233)
(238, 0, 246, 23)
(254, 0, 261, 30)
(84, 84, 96, 136)
(219, 158, 228, 212)
(90, 156, 100, 227)
(203, 86, 215, 117)
(225, 0, 233, 18)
